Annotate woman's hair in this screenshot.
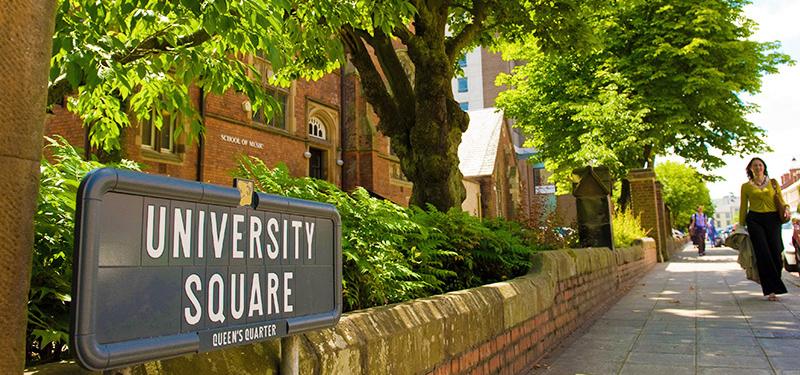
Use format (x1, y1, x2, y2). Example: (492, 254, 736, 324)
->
(746, 157, 769, 180)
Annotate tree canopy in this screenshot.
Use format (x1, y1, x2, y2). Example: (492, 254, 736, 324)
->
(285, 0, 589, 209)
(496, 0, 793, 193)
(655, 161, 713, 229)
(50, 0, 589, 210)
(49, 0, 338, 151)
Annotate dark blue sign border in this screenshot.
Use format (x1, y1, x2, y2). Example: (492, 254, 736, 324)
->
(71, 168, 342, 371)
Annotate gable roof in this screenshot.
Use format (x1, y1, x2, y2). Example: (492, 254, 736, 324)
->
(458, 107, 505, 178)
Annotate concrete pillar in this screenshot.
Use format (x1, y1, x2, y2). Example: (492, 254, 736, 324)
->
(628, 169, 668, 262)
(0, 1, 58, 370)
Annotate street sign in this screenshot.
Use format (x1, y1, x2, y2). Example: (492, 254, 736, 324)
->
(71, 168, 342, 371)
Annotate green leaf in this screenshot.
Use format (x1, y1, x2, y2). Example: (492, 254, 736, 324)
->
(66, 60, 82, 88)
(181, 0, 202, 15)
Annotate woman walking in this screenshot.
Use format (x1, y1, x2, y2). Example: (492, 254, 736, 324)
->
(739, 157, 791, 301)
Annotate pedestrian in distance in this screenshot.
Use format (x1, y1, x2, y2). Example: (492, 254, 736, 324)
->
(690, 205, 709, 256)
(739, 157, 791, 301)
(708, 217, 718, 247)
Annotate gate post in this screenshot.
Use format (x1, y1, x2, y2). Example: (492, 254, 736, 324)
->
(628, 169, 668, 261)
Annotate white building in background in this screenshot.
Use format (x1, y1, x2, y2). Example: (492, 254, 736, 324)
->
(450, 46, 519, 112)
(713, 193, 739, 229)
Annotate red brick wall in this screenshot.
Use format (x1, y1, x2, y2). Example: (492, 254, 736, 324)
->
(44, 73, 342, 189)
(30, 244, 659, 375)
(341, 70, 411, 205)
(44, 105, 85, 149)
(628, 169, 666, 261)
(479, 49, 511, 108)
(426, 246, 657, 375)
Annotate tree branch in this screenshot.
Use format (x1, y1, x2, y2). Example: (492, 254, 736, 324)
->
(413, 0, 434, 37)
(393, 25, 420, 52)
(340, 26, 401, 134)
(47, 28, 213, 107)
(362, 29, 415, 115)
(444, 0, 489, 62)
(113, 28, 212, 64)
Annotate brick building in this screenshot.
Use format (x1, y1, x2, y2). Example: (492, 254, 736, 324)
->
(458, 108, 520, 219)
(45, 56, 520, 214)
(47, 56, 345, 189)
(779, 158, 800, 214)
(451, 47, 573, 224)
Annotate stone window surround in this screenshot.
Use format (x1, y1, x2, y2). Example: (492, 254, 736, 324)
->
(305, 100, 340, 183)
(136, 110, 186, 165)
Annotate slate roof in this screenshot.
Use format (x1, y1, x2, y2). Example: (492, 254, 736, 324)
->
(458, 107, 505, 178)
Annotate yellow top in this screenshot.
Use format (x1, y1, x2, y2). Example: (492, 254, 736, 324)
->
(739, 179, 787, 225)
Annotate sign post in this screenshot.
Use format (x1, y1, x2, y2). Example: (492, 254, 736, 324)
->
(71, 168, 342, 371)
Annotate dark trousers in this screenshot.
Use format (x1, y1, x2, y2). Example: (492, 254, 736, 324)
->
(693, 228, 707, 253)
(746, 211, 788, 296)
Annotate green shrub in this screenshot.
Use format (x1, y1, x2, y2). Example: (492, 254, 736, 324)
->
(235, 157, 539, 310)
(236, 157, 455, 311)
(409, 208, 535, 290)
(612, 208, 647, 247)
(28, 137, 139, 366)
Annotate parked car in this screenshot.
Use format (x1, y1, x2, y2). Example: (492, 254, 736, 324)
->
(716, 225, 734, 245)
(782, 218, 800, 272)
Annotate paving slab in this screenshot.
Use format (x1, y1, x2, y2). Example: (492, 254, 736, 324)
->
(530, 244, 800, 374)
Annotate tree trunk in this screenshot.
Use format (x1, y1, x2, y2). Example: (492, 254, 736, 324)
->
(0, 1, 57, 370)
(344, 26, 469, 212)
(392, 66, 467, 211)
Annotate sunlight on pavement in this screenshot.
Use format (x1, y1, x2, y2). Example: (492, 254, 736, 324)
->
(656, 308, 718, 318)
(533, 244, 800, 374)
(664, 262, 741, 272)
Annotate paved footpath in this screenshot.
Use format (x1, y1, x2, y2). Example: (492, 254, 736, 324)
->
(532, 244, 800, 375)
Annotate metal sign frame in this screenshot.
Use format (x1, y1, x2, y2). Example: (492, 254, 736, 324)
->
(71, 168, 342, 371)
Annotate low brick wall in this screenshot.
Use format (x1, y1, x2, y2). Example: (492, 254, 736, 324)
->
(300, 239, 657, 375)
(26, 239, 657, 375)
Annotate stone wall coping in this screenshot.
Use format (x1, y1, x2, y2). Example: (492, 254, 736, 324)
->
(25, 238, 657, 375)
(627, 168, 656, 181)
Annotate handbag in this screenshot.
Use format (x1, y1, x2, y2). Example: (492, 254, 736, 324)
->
(772, 179, 790, 224)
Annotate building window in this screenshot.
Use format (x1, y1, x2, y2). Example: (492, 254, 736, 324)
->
(141, 111, 177, 154)
(308, 117, 327, 140)
(309, 147, 326, 180)
(459, 102, 469, 111)
(458, 56, 467, 68)
(252, 90, 288, 129)
(457, 77, 468, 92)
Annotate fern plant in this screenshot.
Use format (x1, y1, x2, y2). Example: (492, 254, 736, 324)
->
(28, 137, 139, 366)
(235, 156, 539, 311)
(236, 157, 456, 310)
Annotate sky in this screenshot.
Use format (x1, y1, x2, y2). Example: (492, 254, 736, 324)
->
(701, 0, 800, 199)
